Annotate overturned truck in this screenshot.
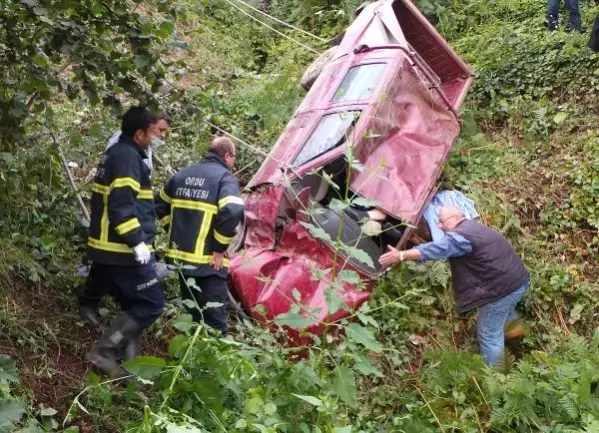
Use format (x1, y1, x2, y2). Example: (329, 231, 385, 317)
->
(227, 0, 473, 338)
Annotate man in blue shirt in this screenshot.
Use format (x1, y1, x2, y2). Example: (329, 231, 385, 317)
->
(379, 206, 530, 366)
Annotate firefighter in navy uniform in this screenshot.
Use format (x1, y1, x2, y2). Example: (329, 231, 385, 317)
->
(155, 137, 244, 335)
(83, 107, 165, 377)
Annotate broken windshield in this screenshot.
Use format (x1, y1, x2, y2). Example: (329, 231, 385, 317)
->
(293, 111, 361, 167)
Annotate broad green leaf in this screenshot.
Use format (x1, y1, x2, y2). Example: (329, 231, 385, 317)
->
(245, 395, 263, 415)
(274, 310, 312, 330)
(39, 407, 57, 417)
(292, 288, 302, 302)
(123, 356, 166, 380)
(0, 400, 26, 433)
(346, 323, 382, 352)
(342, 245, 374, 268)
(299, 222, 333, 243)
(554, 112, 568, 124)
(329, 198, 349, 213)
(333, 365, 357, 407)
(263, 402, 277, 415)
(351, 197, 380, 208)
(334, 427, 353, 433)
(338, 270, 361, 285)
(324, 288, 346, 315)
(292, 394, 323, 407)
(353, 354, 383, 378)
(182, 299, 197, 310)
(0, 357, 19, 383)
(168, 334, 188, 357)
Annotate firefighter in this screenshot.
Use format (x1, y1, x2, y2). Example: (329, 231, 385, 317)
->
(155, 136, 244, 335)
(78, 114, 171, 328)
(83, 107, 165, 377)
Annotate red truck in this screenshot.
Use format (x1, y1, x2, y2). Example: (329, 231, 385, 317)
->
(227, 0, 473, 338)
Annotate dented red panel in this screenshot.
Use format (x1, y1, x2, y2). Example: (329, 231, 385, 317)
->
(229, 221, 373, 331)
(243, 186, 286, 249)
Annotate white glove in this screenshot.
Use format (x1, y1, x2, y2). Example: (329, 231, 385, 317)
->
(133, 243, 151, 265)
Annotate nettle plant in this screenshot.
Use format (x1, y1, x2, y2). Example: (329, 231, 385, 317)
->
(117, 138, 410, 432)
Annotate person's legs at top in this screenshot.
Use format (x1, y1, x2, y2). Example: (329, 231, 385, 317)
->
(547, 0, 561, 30)
(565, 0, 582, 30)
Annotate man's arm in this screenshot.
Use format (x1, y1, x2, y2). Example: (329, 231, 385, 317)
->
(379, 232, 472, 267)
(155, 177, 174, 231)
(107, 155, 145, 248)
(211, 173, 244, 269)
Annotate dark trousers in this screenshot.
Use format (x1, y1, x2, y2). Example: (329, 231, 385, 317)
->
(179, 274, 228, 335)
(548, 0, 581, 29)
(81, 261, 165, 328)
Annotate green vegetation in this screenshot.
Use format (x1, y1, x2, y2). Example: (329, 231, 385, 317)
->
(3, 0, 599, 431)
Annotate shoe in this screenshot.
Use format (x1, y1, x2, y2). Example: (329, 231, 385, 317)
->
(79, 304, 101, 328)
(86, 314, 142, 378)
(504, 318, 526, 341)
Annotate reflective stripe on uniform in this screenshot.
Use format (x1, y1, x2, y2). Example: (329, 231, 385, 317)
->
(171, 199, 218, 213)
(160, 187, 172, 204)
(111, 177, 140, 192)
(160, 214, 171, 226)
(115, 218, 141, 235)
(88, 237, 155, 254)
(138, 189, 153, 200)
(194, 212, 213, 257)
(166, 248, 229, 267)
(214, 229, 233, 245)
(91, 183, 110, 195)
(217, 196, 244, 209)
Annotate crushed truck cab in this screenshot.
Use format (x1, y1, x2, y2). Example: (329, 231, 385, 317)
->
(227, 0, 473, 340)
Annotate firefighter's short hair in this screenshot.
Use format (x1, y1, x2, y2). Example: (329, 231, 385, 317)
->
(121, 106, 157, 138)
(210, 136, 235, 158)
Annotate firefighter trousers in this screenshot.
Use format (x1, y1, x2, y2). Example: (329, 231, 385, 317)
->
(80, 259, 165, 328)
(179, 274, 228, 335)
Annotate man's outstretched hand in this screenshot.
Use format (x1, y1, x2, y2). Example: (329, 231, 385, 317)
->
(379, 245, 402, 268)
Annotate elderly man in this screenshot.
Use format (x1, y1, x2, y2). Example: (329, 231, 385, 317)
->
(379, 206, 530, 366)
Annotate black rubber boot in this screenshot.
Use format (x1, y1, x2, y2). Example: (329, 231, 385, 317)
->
(86, 314, 142, 378)
(79, 304, 101, 328)
(122, 334, 142, 361)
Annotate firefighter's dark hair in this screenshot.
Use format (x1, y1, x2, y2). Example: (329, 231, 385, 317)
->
(210, 136, 235, 158)
(121, 106, 157, 138)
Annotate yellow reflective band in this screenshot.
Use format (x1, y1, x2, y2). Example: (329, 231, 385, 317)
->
(171, 199, 218, 213)
(160, 215, 171, 227)
(160, 187, 172, 204)
(88, 238, 155, 254)
(166, 249, 229, 267)
(91, 183, 110, 195)
(138, 189, 153, 200)
(214, 230, 233, 245)
(111, 177, 140, 192)
(194, 212, 213, 257)
(218, 196, 244, 209)
(115, 218, 141, 235)
(101, 197, 109, 242)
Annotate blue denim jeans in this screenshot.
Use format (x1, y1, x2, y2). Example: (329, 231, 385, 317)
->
(477, 280, 530, 366)
(548, 0, 581, 30)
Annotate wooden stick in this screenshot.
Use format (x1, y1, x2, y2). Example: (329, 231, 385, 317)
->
(50, 132, 90, 222)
